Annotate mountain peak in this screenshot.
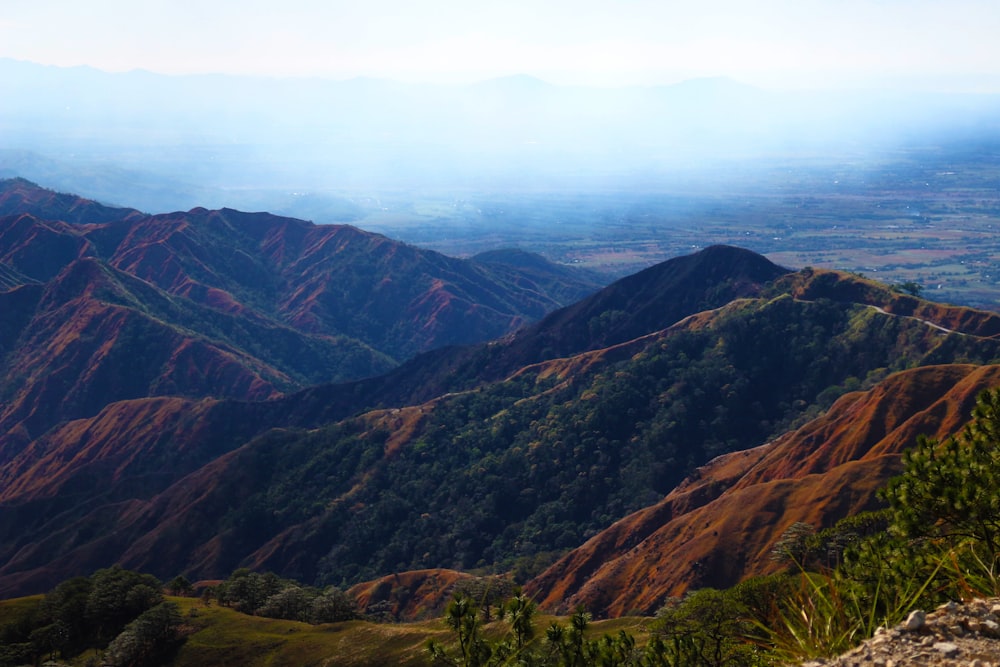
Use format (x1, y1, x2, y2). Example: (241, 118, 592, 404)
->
(513, 244, 790, 357)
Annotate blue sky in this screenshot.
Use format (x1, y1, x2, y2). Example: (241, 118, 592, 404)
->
(2, 0, 1000, 90)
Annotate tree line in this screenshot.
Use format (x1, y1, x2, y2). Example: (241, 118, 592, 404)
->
(4, 386, 1000, 666)
(0, 567, 181, 667)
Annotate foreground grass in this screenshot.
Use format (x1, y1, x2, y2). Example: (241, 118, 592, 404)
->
(0, 593, 651, 666)
(0, 593, 43, 618)
(169, 597, 446, 667)
(171, 598, 651, 667)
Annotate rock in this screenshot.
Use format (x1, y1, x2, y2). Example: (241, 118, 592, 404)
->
(903, 610, 927, 631)
(795, 598, 1000, 666)
(932, 641, 959, 657)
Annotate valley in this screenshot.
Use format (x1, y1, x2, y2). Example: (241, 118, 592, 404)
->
(5, 6, 1000, 662)
(4, 177, 1000, 665)
(5, 59, 1000, 320)
(355, 142, 1000, 310)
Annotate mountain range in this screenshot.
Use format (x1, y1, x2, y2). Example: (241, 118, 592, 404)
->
(2, 179, 1000, 620)
(0, 178, 599, 442)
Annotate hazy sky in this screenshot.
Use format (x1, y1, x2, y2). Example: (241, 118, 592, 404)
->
(2, 0, 1000, 90)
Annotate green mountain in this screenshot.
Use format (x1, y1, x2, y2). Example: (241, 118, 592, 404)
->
(4, 234, 999, 599)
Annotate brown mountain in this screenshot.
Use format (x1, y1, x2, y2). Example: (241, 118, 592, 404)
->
(0, 176, 139, 225)
(5, 261, 1000, 600)
(348, 569, 473, 621)
(0, 179, 600, 444)
(525, 363, 1000, 617)
(97, 205, 592, 359)
(0, 181, 600, 358)
(4, 198, 1000, 616)
(0, 244, 801, 595)
(778, 268, 1000, 338)
(0, 251, 392, 444)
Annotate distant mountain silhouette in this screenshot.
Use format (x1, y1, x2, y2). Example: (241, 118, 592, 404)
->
(8, 58, 1000, 206)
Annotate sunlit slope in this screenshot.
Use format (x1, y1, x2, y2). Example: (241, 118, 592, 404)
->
(0, 179, 598, 445)
(5, 260, 1000, 601)
(526, 363, 1000, 616)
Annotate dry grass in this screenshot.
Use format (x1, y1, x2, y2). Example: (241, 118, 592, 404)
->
(168, 598, 650, 667)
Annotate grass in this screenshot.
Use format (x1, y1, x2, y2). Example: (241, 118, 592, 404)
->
(171, 597, 444, 667)
(0, 593, 42, 618)
(756, 544, 962, 664)
(0, 594, 443, 667)
(167, 598, 652, 667)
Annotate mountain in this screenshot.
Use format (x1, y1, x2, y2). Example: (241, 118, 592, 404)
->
(4, 181, 1000, 612)
(349, 244, 791, 403)
(470, 248, 605, 308)
(347, 569, 473, 621)
(506, 243, 790, 356)
(0, 243, 788, 594)
(0, 176, 139, 223)
(3, 242, 1000, 598)
(525, 363, 1000, 616)
(0, 179, 599, 443)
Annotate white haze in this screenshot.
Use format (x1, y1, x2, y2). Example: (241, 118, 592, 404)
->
(2, 58, 1000, 215)
(5, 1, 1000, 91)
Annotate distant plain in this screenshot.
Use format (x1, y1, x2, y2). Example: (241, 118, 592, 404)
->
(350, 143, 1000, 310)
(4, 59, 1000, 309)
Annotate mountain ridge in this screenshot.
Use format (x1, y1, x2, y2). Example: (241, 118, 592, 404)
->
(0, 238, 803, 595)
(4, 253, 1000, 598)
(0, 179, 599, 444)
(4, 180, 1000, 620)
(525, 363, 1000, 616)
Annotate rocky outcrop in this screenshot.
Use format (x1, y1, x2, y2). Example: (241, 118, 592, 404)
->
(804, 598, 1000, 667)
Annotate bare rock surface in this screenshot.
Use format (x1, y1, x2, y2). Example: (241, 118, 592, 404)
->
(801, 599, 1000, 667)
